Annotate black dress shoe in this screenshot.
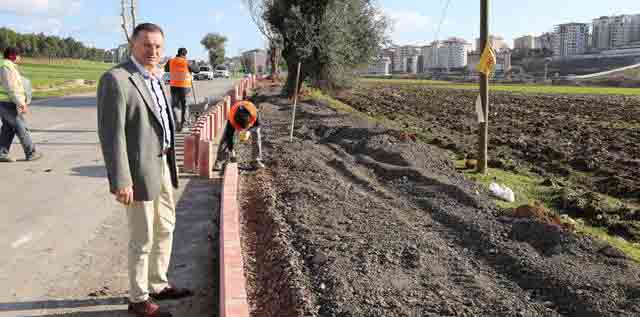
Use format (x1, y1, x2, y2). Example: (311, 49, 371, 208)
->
(149, 285, 194, 300)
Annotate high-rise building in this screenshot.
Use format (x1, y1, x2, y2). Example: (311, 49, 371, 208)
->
(592, 14, 640, 50)
(422, 38, 472, 70)
(396, 45, 420, 73)
(421, 42, 440, 70)
(475, 35, 509, 52)
(553, 23, 590, 57)
(443, 37, 473, 68)
(535, 33, 555, 51)
(514, 35, 535, 49)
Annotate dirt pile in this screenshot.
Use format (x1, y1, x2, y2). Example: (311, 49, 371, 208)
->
(237, 87, 640, 316)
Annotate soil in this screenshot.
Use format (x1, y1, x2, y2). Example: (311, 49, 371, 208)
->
(237, 86, 640, 316)
(337, 83, 640, 240)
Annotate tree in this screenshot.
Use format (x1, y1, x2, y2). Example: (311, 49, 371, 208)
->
(265, 0, 389, 97)
(243, 0, 282, 80)
(0, 27, 108, 61)
(120, 0, 137, 43)
(200, 33, 227, 68)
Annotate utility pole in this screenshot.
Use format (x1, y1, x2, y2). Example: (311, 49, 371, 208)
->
(478, 0, 489, 174)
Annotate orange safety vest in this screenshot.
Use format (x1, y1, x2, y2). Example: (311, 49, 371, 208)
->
(229, 101, 258, 131)
(169, 57, 191, 88)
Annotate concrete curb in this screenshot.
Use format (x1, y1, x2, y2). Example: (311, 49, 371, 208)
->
(219, 162, 250, 317)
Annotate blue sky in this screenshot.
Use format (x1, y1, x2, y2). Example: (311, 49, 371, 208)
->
(1, 0, 640, 60)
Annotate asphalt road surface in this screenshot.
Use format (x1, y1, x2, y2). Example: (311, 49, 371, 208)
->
(0, 78, 235, 316)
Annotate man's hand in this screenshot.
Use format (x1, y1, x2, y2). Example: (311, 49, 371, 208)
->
(114, 186, 134, 205)
(17, 104, 28, 114)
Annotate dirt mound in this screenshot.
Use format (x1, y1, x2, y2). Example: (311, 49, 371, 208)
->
(237, 86, 640, 316)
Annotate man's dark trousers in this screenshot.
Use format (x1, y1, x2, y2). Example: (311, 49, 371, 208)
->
(0, 101, 34, 158)
(170, 87, 189, 132)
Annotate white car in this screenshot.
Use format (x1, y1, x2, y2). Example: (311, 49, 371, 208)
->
(195, 66, 214, 80)
(214, 67, 230, 78)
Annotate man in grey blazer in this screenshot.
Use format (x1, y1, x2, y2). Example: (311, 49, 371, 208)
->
(97, 23, 192, 317)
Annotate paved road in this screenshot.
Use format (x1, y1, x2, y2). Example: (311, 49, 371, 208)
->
(0, 79, 234, 316)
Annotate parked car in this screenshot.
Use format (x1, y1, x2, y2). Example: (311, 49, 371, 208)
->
(214, 66, 230, 78)
(194, 66, 214, 80)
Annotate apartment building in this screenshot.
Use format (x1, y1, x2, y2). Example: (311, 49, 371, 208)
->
(592, 14, 640, 50)
(514, 35, 535, 49)
(553, 23, 590, 57)
(535, 33, 555, 51)
(421, 38, 472, 70)
(393, 45, 420, 73)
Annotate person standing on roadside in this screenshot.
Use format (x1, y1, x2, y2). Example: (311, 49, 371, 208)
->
(0, 47, 42, 162)
(97, 23, 192, 317)
(165, 48, 198, 132)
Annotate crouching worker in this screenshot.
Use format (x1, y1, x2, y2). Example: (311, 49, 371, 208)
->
(214, 100, 265, 170)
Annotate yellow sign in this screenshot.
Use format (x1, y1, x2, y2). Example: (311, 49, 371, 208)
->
(476, 42, 496, 75)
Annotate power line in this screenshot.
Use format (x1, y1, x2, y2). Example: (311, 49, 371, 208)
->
(434, 0, 453, 43)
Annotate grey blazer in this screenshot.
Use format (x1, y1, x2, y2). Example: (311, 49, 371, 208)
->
(97, 59, 179, 202)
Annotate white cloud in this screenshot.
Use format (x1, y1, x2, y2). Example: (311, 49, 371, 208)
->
(1, 0, 82, 16)
(382, 8, 435, 45)
(18, 18, 63, 35)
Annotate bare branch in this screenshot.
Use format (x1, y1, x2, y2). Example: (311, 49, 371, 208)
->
(131, 0, 137, 31)
(243, 0, 274, 40)
(120, 0, 130, 42)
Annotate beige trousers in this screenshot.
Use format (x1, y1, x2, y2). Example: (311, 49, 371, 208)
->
(126, 157, 176, 303)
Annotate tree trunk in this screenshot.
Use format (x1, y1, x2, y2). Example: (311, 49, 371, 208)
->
(284, 57, 298, 98)
(268, 41, 280, 81)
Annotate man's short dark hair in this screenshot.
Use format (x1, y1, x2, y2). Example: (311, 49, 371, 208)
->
(3, 47, 20, 59)
(177, 48, 188, 57)
(132, 23, 164, 39)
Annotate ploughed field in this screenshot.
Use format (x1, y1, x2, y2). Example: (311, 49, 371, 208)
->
(338, 83, 640, 242)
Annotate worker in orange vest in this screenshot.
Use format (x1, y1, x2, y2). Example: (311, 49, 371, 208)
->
(214, 100, 265, 170)
(165, 48, 198, 132)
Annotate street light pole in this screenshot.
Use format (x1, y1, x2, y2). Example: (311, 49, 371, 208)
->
(478, 0, 489, 174)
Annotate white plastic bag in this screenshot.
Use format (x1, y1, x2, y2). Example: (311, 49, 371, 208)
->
(489, 182, 515, 202)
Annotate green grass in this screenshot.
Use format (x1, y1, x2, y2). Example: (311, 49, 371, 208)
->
(577, 225, 640, 262)
(455, 160, 556, 209)
(454, 160, 640, 262)
(360, 78, 640, 96)
(1, 58, 112, 101)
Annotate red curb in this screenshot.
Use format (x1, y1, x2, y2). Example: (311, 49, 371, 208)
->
(220, 163, 250, 317)
(183, 135, 197, 173)
(198, 140, 213, 179)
